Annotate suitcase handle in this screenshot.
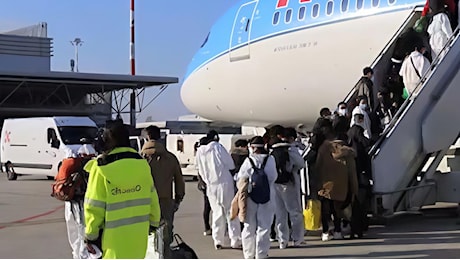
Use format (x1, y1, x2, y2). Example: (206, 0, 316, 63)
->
(172, 234, 184, 246)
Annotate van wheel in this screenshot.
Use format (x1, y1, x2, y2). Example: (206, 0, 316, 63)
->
(5, 162, 17, 181)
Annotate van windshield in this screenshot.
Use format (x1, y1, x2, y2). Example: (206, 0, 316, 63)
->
(58, 126, 98, 145)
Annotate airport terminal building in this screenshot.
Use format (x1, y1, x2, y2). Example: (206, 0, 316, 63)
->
(0, 22, 178, 126)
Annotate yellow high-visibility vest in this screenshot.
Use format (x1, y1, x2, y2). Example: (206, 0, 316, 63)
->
(84, 147, 161, 259)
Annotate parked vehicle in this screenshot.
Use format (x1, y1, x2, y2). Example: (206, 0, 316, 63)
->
(1, 116, 98, 180)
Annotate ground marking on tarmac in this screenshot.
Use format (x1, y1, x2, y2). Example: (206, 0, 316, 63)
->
(0, 205, 64, 230)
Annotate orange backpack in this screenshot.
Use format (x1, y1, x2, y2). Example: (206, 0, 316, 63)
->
(51, 157, 89, 201)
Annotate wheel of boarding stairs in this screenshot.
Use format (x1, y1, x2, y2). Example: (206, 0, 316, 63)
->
(5, 162, 17, 181)
(47, 176, 54, 180)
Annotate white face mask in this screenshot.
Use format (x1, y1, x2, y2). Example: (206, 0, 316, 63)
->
(359, 104, 368, 110)
(339, 108, 347, 116)
(248, 147, 255, 154)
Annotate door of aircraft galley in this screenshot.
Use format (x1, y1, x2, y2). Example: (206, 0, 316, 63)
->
(229, 0, 258, 62)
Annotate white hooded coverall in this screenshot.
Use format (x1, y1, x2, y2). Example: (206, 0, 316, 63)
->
(427, 12, 453, 61)
(195, 141, 241, 247)
(350, 106, 372, 139)
(63, 145, 96, 259)
(399, 50, 431, 94)
(272, 143, 306, 246)
(237, 154, 277, 259)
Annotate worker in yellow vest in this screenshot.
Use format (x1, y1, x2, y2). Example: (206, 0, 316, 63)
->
(84, 120, 161, 259)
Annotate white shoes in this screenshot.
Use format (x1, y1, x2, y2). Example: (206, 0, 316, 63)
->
(321, 233, 331, 241)
(279, 241, 288, 249)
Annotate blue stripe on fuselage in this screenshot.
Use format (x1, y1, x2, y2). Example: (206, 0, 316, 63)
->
(184, 0, 424, 80)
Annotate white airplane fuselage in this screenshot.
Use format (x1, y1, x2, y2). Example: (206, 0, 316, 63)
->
(181, 0, 423, 128)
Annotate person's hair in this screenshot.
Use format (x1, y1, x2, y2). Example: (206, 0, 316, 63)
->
(206, 130, 219, 142)
(102, 120, 130, 152)
(363, 67, 373, 75)
(199, 136, 210, 146)
(235, 139, 248, 148)
(249, 136, 268, 154)
(320, 107, 330, 117)
(337, 101, 347, 108)
(332, 115, 349, 134)
(284, 127, 297, 139)
(145, 125, 161, 140)
(358, 95, 368, 103)
(354, 113, 365, 121)
(269, 125, 285, 138)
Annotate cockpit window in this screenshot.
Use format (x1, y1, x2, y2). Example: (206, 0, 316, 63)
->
(357, 0, 364, 10)
(273, 11, 280, 25)
(200, 32, 210, 48)
(299, 6, 306, 20)
(372, 0, 380, 7)
(388, 0, 396, 4)
(312, 4, 320, 18)
(341, 0, 349, 12)
(286, 9, 293, 23)
(326, 1, 334, 15)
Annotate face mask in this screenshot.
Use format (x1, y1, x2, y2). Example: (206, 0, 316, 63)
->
(324, 115, 332, 120)
(339, 108, 347, 116)
(359, 104, 368, 110)
(248, 147, 255, 154)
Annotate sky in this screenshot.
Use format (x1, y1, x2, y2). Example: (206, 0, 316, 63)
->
(0, 0, 237, 123)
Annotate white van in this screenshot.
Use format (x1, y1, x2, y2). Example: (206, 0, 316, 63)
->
(1, 117, 98, 181)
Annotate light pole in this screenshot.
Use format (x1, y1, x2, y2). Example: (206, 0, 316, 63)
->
(70, 38, 83, 72)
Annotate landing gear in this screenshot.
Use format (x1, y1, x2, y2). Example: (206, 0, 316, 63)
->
(5, 162, 17, 181)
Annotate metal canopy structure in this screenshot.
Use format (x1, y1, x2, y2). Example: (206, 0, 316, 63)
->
(0, 70, 178, 124)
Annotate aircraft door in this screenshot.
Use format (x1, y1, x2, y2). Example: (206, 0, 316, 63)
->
(229, 1, 257, 62)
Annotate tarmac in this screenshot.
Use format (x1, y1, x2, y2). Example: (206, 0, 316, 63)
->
(1, 174, 460, 259)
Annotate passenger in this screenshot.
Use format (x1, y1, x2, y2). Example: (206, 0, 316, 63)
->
(399, 44, 431, 95)
(374, 91, 393, 129)
(315, 127, 359, 241)
(196, 137, 212, 236)
(231, 139, 250, 176)
(350, 96, 372, 139)
(284, 127, 305, 210)
(141, 125, 186, 258)
(63, 145, 96, 259)
(84, 120, 161, 259)
(332, 114, 350, 142)
(383, 61, 405, 108)
(427, 2, 453, 61)
(415, 0, 457, 31)
(195, 130, 241, 250)
(335, 102, 350, 118)
(237, 136, 278, 259)
(272, 128, 306, 249)
(355, 67, 376, 111)
(347, 113, 373, 227)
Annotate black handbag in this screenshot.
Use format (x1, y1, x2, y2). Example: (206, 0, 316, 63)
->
(170, 234, 198, 259)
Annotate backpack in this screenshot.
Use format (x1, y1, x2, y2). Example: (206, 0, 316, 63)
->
(271, 145, 293, 184)
(51, 157, 91, 201)
(248, 156, 270, 204)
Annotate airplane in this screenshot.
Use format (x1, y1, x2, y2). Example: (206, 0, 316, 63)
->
(181, 0, 428, 128)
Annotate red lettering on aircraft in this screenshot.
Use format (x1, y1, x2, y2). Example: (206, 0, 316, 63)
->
(276, 0, 289, 8)
(4, 131, 10, 143)
(300, 0, 312, 3)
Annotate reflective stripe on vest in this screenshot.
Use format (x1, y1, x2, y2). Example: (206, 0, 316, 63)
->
(85, 198, 151, 212)
(105, 215, 150, 229)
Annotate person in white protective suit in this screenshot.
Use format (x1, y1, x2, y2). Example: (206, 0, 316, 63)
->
(195, 130, 242, 249)
(350, 96, 372, 139)
(63, 144, 96, 259)
(271, 127, 306, 249)
(427, 4, 453, 61)
(237, 136, 277, 259)
(399, 44, 431, 95)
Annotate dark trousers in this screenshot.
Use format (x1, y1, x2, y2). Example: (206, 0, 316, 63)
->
(321, 198, 341, 234)
(202, 190, 211, 231)
(159, 198, 174, 259)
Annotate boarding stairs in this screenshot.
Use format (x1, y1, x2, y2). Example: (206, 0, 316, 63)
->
(343, 8, 460, 217)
